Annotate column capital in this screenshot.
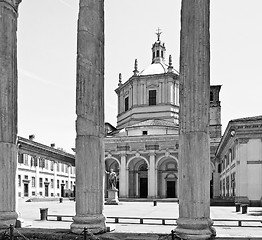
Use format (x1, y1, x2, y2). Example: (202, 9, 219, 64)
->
(237, 138, 249, 144)
(148, 151, 156, 157)
(0, 0, 22, 12)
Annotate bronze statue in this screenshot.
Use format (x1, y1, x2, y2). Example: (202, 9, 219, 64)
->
(105, 169, 117, 190)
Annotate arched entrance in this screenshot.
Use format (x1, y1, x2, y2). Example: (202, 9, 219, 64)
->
(127, 157, 149, 198)
(138, 163, 148, 198)
(157, 156, 178, 198)
(105, 158, 120, 197)
(166, 173, 177, 198)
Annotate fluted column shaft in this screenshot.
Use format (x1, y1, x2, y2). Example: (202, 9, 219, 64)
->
(71, 0, 106, 234)
(175, 1, 215, 239)
(0, 0, 21, 229)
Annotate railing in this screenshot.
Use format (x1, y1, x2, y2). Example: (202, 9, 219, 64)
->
(46, 214, 262, 227)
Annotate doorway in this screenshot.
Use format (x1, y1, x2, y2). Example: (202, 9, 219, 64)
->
(140, 178, 148, 198)
(24, 183, 29, 197)
(166, 181, 176, 198)
(44, 184, 49, 197)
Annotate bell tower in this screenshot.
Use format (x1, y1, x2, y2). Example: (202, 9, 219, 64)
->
(152, 28, 166, 64)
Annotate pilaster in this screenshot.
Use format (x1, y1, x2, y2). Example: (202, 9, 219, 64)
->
(0, 0, 21, 229)
(148, 152, 156, 198)
(175, 1, 215, 239)
(119, 153, 127, 197)
(35, 157, 40, 196)
(71, 0, 106, 234)
(53, 162, 57, 197)
(235, 139, 249, 203)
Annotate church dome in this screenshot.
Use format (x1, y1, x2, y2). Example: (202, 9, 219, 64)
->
(139, 62, 168, 76)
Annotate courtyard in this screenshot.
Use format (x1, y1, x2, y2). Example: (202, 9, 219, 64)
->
(17, 198, 262, 238)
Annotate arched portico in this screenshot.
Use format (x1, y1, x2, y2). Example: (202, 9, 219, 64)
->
(105, 157, 120, 196)
(127, 156, 149, 198)
(157, 155, 178, 198)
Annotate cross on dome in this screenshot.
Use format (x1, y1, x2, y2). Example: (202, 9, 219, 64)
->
(156, 27, 162, 41)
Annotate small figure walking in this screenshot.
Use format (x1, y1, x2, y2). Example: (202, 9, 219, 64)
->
(105, 169, 117, 190)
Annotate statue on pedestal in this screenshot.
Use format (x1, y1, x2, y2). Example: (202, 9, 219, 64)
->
(105, 169, 118, 190)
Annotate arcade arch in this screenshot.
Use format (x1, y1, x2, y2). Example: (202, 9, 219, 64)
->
(157, 155, 178, 198)
(127, 156, 149, 198)
(105, 157, 120, 196)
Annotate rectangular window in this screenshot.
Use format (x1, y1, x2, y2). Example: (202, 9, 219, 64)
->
(57, 162, 60, 172)
(51, 179, 54, 188)
(50, 161, 54, 171)
(61, 164, 64, 172)
(39, 158, 45, 168)
(45, 160, 48, 169)
(32, 177, 35, 187)
(65, 165, 68, 173)
(142, 131, 148, 135)
(24, 154, 29, 166)
(149, 90, 157, 106)
(125, 97, 129, 111)
(218, 163, 221, 173)
(39, 178, 43, 188)
(57, 180, 60, 189)
(18, 153, 24, 164)
(24, 175, 28, 180)
(18, 175, 21, 187)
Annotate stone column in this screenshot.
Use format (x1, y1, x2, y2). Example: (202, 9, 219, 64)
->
(71, 0, 106, 234)
(148, 152, 156, 198)
(119, 153, 127, 198)
(0, 0, 21, 229)
(175, 1, 216, 239)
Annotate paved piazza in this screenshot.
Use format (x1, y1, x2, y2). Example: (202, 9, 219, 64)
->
(18, 198, 262, 238)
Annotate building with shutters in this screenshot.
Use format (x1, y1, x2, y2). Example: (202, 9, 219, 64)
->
(17, 135, 76, 198)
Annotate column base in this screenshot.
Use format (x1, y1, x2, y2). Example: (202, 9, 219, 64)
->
(70, 214, 106, 234)
(0, 211, 18, 229)
(174, 218, 216, 240)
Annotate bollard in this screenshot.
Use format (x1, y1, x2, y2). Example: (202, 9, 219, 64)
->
(242, 204, 248, 214)
(83, 227, 87, 240)
(235, 203, 241, 212)
(40, 208, 48, 220)
(59, 197, 63, 203)
(9, 224, 14, 240)
(171, 230, 175, 240)
(153, 200, 157, 206)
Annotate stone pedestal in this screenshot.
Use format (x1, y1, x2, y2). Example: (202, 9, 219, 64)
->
(105, 189, 119, 205)
(70, 0, 106, 234)
(0, 0, 21, 229)
(175, 1, 215, 239)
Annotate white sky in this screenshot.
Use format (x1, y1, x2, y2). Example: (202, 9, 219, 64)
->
(17, 0, 262, 153)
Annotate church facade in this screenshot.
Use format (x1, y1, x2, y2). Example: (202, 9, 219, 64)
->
(104, 35, 222, 199)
